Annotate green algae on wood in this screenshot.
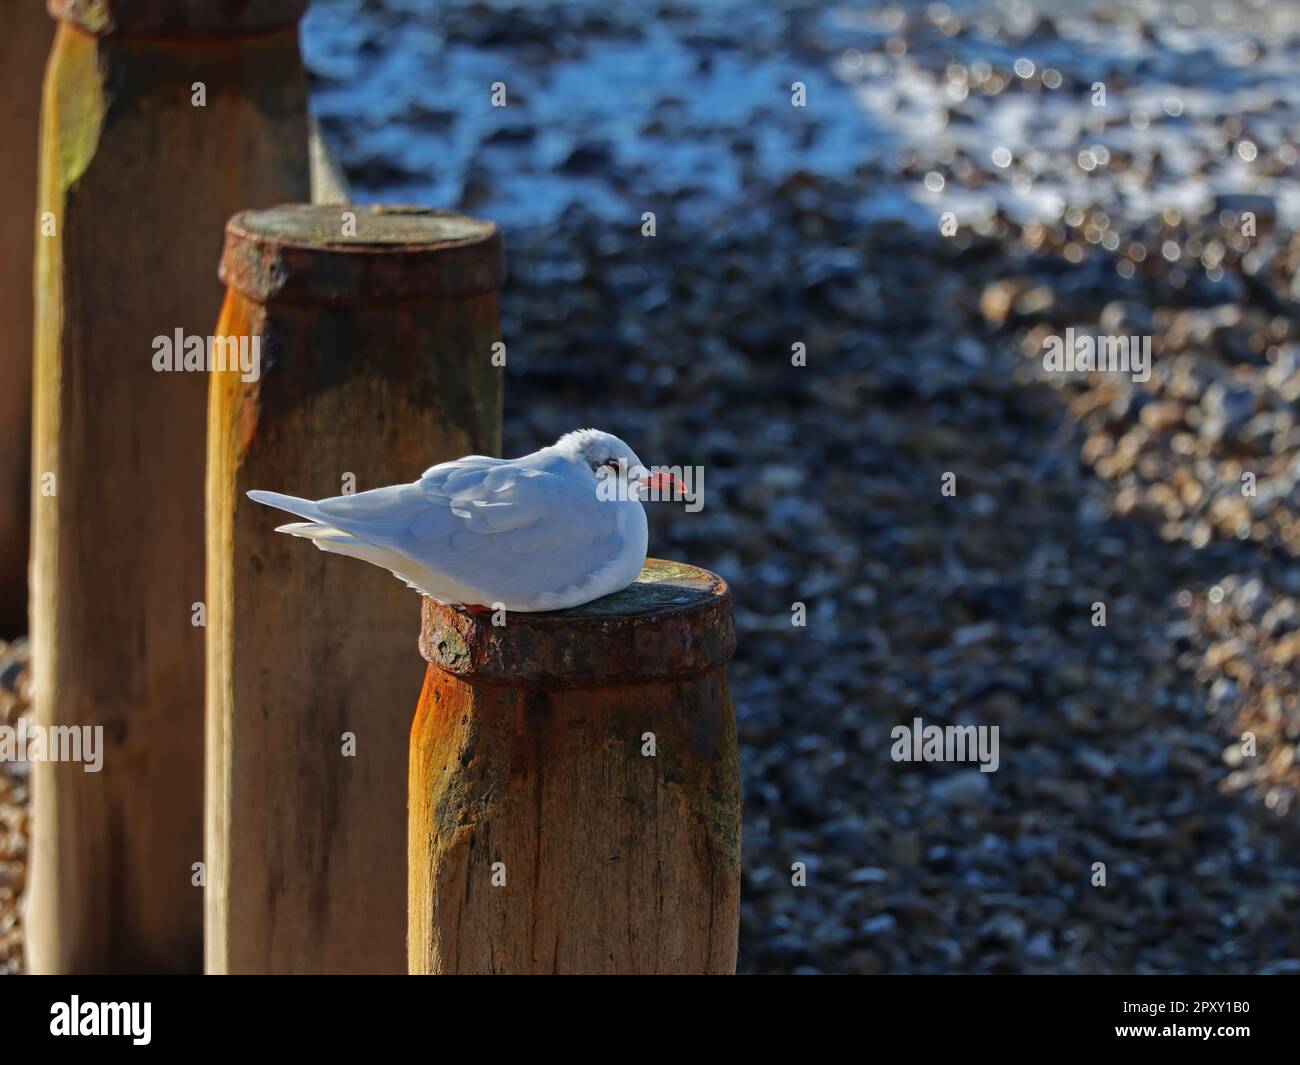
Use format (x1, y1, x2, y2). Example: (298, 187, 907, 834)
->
(0, 4, 54, 635)
(26, 9, 312, 976)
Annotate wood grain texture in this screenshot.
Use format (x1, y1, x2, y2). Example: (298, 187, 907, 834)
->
(0, 3, 54, 636)
(205, 207, 503, 973)
(410, 561, 741, 974)
(26, 20, 311, 974)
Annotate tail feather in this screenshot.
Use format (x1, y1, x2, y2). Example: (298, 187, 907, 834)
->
(249, 494, 488, 605)
(275, 521, 355, 542)
(250, 490, 382, 561)
(272, 517, 458, 599)
(247, 490, 328, 525)
(275, 519, 400, 567)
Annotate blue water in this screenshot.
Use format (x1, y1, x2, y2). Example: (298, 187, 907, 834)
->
(302, 0, 1300, 231)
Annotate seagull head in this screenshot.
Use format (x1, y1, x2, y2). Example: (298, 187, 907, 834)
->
(554, 428, 686, 497)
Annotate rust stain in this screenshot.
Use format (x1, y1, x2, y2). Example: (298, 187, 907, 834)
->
(409, 649, 742, 973)
(419, 559, 736, 689)
(219, 205, 506, 306)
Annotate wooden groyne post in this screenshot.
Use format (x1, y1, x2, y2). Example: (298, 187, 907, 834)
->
(0, 3, 54, 636)
(27, 0, 313, 973)
(410, 559, 741, 974)
(206, 204, 505, 973)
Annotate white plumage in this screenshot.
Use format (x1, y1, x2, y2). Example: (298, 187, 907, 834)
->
(248, 429, 658, 612)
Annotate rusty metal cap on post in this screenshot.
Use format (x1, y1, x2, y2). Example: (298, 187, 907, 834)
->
(219, 205, 506, 307)
(420, 559, 737, 689)
(48, 0, 308, 35)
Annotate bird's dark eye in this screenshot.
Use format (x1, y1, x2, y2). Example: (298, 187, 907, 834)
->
(600, 458, 622, 473)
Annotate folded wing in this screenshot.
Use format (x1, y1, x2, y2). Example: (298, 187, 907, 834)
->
(249, 454, 623, 603)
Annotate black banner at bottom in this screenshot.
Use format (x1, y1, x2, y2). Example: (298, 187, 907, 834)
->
(0, 974, 1292, 1051)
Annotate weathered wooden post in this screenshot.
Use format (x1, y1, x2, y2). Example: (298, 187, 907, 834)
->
(27, 0, 313, 973)
(207, 204, 505, 973)
(0, 2, 54, 635)
(410, 559, 742, 974)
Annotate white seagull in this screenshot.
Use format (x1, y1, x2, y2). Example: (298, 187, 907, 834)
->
(247, 429, 685, 612)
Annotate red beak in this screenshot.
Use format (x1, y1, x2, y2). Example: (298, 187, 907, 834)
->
(641, 472, 689, 494)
